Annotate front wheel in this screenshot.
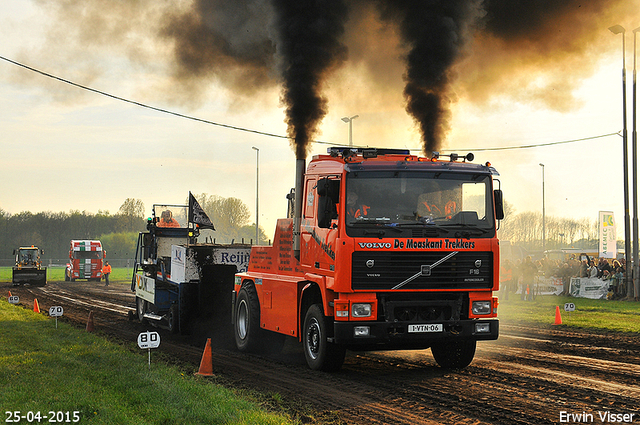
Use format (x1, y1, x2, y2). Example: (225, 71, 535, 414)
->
(303, 304, 346, 372)
(136, 297, 147, 322)
(431, 339, 476, 369)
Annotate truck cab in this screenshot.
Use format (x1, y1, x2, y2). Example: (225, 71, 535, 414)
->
(235, 147, 504, 371)
(65, 240, 105, 282)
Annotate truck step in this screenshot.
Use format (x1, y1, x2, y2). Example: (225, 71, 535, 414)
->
(142, 313, 165, 322)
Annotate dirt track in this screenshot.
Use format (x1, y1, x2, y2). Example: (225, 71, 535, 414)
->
(5, 280, 640, 425)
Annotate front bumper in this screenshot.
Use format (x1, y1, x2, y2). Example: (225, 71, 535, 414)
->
(332, 319, 499, 349)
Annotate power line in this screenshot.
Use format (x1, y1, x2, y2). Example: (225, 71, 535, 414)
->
(438, 132, 620, 152)
(0, 54, 618, 152)
(0, 55, 291, 141)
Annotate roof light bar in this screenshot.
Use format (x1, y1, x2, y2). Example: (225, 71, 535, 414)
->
(328, 147, 411, 158)
(431, 152, 474, 162)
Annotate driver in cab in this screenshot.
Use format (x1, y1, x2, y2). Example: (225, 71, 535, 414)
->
(347, 191, 370, 219)
(157, 210, 180, 228)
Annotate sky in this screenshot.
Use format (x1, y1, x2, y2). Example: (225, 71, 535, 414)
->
(1, 0, 640, 241)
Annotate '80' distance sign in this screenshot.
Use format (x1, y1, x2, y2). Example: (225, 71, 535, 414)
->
(137, 331, 160, 349)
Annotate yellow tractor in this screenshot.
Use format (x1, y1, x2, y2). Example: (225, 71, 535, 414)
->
(12, 246, 47, 286)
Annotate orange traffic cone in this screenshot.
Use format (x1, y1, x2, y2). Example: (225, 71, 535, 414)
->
(554, 306, 562, 325)
(33, 298, 40, 313)
(195, 338, 214, 376)
(8, 291, 11, 297)
(85, 311, 94, 332)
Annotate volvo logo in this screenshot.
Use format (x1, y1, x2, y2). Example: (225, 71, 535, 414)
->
(475, 260, 482, 268)
(366, 259, 375, 268)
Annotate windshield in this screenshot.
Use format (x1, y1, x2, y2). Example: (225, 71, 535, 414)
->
(153, 204, 188, 228)
(19, 249, 38, 263)
(345, 171, 495, 237)
(73, 251, 102, 260)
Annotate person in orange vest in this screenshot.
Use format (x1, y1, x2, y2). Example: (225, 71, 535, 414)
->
(500, 259, 513, 300)
(418, 192, 443, 219)
(347, 191, 370, 219)
(444, 200, 457, 218)
(157, 210, 180, 227)
(102, 261, 112, 287)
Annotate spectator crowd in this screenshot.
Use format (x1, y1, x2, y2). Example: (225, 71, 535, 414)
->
(500, 254, 627, 300)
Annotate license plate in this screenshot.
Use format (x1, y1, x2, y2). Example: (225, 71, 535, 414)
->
(408, 324, 443, 333)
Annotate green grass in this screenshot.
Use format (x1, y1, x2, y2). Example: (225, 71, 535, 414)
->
(0, 300, 293, 425)
(499, 295, 640, 333)
(0, 267, 133, 284)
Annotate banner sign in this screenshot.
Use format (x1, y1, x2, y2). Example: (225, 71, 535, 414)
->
(535, 277, 564, 296)
(598, 211, 616, 259)
(569, 277, 610, 300)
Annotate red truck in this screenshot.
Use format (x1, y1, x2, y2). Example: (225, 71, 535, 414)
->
(65, 240, 105, 282)
(233, 147, 504, 371)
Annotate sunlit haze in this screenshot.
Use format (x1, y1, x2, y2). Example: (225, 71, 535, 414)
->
(1, 0, 639, 241)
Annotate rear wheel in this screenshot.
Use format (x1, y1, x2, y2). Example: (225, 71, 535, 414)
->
(303, 304, 346, 372)
(234, 286, 262, 352)
(431, 339, 476, 369)
(168, 303, 179, 334)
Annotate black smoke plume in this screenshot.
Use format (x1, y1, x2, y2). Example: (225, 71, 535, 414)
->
(375, 0, 482, 154)
(270, 0, 349, 159)
(29, 0, 638, 157)
(160, 1, 276, 101)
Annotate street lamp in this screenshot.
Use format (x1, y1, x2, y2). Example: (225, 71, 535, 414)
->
(633, 26, 640, 298)
(540, 163, 545, 253)
(252, 146, 259, 245)
(341, 115, 359, 147)
(609, 24, 632, 293)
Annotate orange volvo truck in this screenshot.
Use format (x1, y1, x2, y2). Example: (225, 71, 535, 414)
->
(234, 147, 504, 371)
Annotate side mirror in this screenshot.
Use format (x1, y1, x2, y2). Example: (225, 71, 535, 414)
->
(317, 178, 340, 229)
(494, 189, 505, 220)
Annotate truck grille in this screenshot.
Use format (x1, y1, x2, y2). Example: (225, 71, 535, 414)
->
(352, 251, 493, 291)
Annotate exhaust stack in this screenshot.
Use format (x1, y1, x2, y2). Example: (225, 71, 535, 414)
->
(293, 159, 305, 260)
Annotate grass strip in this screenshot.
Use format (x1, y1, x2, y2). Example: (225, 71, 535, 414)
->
(499, 295, 640, 333)
(0, 300, 292, 425)
(0, 266, 133, 284)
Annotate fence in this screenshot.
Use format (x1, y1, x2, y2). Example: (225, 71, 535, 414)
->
(0, 259, 134, 268)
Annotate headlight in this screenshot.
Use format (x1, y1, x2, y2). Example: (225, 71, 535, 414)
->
(475, 322, 491, 333)
(354, 326, 370, 337)
(352, 303, 372, 318)
(472, 301, 492, 315)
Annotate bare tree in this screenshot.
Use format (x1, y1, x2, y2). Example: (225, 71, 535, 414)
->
(192, 193, 254, 243)
(118, 198, 145, 217)
(116, 198, 145, 232)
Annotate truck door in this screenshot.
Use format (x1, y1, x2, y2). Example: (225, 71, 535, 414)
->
(300, 177, 339, 272)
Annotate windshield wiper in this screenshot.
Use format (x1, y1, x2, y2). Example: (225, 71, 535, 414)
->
(386, 221, 451, 234)
(349, 218, 403, 235)
(349, 217, 391, 224)
(439, 223, 490, 235)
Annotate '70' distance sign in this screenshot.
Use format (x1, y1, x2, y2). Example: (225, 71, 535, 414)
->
(49, 306, 64, 317)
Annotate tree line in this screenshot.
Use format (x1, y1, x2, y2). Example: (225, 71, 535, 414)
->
(498, 201, 603, 252)
(4, 195, 603, 261)
(0, 195, 267, 261)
